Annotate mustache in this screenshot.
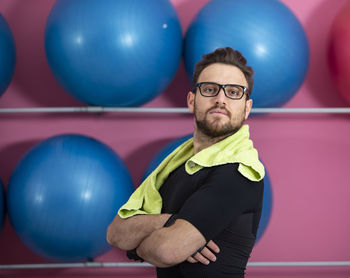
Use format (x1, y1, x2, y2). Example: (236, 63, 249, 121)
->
(207, 105, 231, 117)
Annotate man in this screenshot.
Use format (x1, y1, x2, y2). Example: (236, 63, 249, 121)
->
(107, 47, 265, 277)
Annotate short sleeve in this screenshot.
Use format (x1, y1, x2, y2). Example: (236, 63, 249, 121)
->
(176, 163, 263, 242)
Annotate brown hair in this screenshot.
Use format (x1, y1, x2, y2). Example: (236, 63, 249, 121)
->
(192, 47, 254, 98)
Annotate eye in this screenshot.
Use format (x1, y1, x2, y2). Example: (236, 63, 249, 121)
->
(226, 86, 244, 98)
(204, 87, 215, 93)
(201, 84, 218, 95)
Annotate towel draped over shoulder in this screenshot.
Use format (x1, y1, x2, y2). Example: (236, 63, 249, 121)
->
(118, 124, 265, 219)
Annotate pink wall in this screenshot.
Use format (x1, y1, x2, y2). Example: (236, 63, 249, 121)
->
(1, 0, 350, 277)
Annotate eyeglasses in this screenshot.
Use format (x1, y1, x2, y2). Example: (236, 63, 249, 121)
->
(194, 82, 248, 100)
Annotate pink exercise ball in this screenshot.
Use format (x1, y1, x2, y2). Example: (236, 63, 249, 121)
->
(328, 3, 350, 104)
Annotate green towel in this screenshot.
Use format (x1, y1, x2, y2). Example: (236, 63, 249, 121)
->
(118, 124, 265, 219)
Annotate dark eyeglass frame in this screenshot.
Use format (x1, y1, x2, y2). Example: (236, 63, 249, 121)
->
(194, 82, 248, 100)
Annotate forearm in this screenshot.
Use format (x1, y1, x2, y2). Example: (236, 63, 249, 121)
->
(107, 213, 171, 250)
(136, 219, 206, 267)
(136, 228, 175, 267)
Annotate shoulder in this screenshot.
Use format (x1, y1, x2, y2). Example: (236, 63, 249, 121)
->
(207, 163, 264, 191)
(208, 163, 244, 180)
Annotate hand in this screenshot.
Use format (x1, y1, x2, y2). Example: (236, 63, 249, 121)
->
(186, 240, 220, 265)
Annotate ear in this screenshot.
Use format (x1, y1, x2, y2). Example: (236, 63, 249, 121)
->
(187, 91, 195, 113)
(244, 99, 253, 120)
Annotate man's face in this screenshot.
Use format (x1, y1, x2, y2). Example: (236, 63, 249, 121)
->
(187, 63, 252, 138)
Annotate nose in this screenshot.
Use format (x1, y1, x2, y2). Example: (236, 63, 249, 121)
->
(214, 87, 227, 104)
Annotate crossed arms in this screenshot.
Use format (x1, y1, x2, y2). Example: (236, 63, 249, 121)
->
(106, 213, 219, 267)
(106, 165, 253, 267)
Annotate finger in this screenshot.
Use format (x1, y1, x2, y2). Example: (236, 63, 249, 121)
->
(207, 240, 220, 253)
(193, 252, 210, 265)
(187, 257, 198, 263)
(199, 247, 216, 262)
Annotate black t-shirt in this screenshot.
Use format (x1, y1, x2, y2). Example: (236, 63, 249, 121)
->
(157, 163, 264, 278)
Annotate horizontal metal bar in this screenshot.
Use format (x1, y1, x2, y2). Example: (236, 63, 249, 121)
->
(249, 261, 350, 267)
(0, 107, 350, 114)
(0, 107, 189, 114)
(1, 261, 350, 270)
(0, 262, 152, 269)
(252, 107, 350, 114)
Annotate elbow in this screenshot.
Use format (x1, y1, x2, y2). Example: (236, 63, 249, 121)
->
(106, 223, 126, 250)
(106, 224, 117, 247)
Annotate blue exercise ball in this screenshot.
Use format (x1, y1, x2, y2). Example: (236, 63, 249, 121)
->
(45, 0, 182, 107)
(0, 179, 5, 232)
(7, 134, 134, 262)
(0, 14, 16, 97)
(184, 0, 309, 108)
(256, 171, 272, 242)
(142, 134, 193, 181)
(144, 134, 272, 242)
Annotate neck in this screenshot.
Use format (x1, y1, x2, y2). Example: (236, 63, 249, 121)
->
(193, 129, 232, 154)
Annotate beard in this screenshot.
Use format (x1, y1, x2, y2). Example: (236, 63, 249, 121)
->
(194, 102, 246, 138)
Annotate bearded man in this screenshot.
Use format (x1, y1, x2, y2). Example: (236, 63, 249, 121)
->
(107, 47, 265, 278)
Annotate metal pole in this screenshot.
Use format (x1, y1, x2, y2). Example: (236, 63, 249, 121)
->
(0, 262, 153, 269)
(0, 107, 350, 114)
(249, 261, 350, 267)
(1, 261, 350, 269)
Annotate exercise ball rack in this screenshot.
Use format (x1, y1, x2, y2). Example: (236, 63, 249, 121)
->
(0, 107, 350, 114)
